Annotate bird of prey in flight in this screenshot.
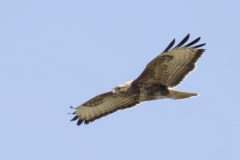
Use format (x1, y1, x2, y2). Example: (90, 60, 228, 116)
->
(69, 34, 206, 126)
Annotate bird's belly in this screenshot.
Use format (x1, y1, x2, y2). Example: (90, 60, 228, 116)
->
(140, 93, 167, 102)
(138, 85, 169, 102)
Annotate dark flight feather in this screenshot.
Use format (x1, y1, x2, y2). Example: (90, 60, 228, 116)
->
(173, 34, 190, 49)
(163, 39, 175, 52)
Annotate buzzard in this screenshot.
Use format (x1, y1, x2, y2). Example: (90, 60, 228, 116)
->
(70, 34, 206, 125)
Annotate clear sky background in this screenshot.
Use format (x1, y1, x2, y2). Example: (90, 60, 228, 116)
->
(1, 1, 240, 160)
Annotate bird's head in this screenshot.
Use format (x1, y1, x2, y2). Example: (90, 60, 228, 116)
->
(112, 80, 133, 94)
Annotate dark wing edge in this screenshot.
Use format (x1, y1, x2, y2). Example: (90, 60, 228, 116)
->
(162, 39, 175, 53)
(163, 34, 206, 52)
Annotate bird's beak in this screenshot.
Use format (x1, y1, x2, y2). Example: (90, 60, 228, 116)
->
(112, 88, 116, 93)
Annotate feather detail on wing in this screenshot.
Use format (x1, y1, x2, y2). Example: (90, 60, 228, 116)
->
(133, 34, 205, 87)
(70, 92, 139, 125)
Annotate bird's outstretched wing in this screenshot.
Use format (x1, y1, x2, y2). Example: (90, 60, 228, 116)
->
(70, 92, 139, 125)
(133, 34, 205, 87)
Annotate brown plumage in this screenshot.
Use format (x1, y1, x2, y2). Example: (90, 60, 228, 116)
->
(70, 34, 206, 126)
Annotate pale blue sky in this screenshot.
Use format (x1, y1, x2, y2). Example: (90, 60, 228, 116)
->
(1, 0, 240, 160)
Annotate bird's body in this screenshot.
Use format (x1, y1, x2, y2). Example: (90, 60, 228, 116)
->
(137, 83, 169, 102)
(70, 34, 206, 125)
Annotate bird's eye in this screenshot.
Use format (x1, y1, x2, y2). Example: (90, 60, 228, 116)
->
(117, 87, 121, 90)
